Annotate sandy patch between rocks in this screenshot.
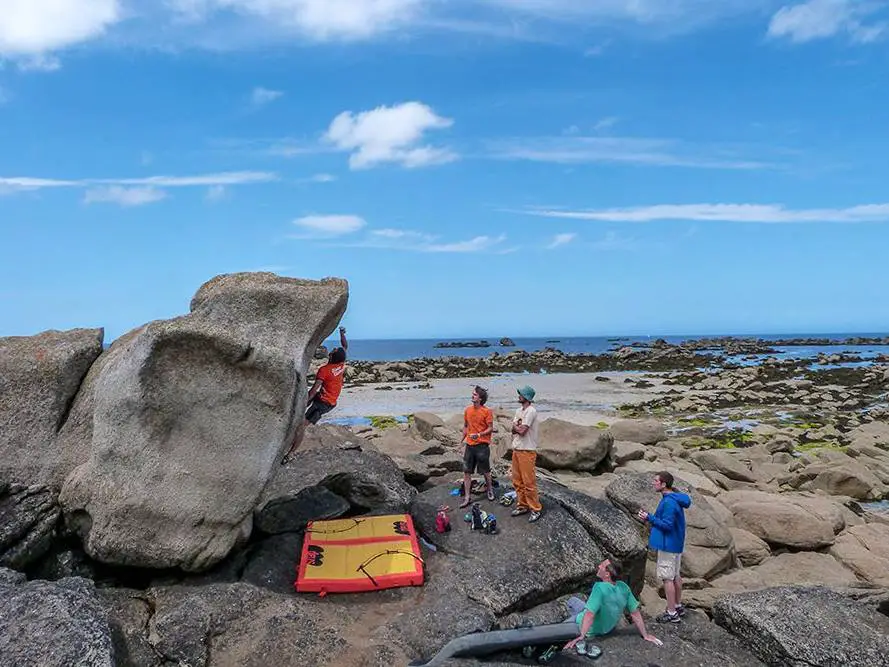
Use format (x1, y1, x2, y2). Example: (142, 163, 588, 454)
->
(331, 371, 668, 425)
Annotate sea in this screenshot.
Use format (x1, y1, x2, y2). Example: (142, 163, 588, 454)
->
(321, 334, 889, 364)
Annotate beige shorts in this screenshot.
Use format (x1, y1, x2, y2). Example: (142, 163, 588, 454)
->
(656, 551, 682, 581)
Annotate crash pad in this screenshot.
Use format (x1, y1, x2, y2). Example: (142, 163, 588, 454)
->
(295, 514, 425, 594)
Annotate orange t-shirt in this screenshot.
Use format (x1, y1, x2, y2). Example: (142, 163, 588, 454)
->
(317, 362, 346, 406)
(464, 405, 493, 445)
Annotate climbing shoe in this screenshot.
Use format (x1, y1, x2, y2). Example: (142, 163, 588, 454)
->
(656, 610, 681, 624)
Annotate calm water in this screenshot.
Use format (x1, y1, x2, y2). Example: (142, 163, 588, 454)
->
(321, 334, 889, 363)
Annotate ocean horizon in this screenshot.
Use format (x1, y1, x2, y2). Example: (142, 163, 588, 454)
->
(321, 333, 889, 363)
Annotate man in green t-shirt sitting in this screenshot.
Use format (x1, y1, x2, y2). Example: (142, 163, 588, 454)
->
(564, 559, 663, 656)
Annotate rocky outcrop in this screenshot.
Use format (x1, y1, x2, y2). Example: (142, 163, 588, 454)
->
(713, 586, 889, 667)
(0, 483, 60, 570)
(609, 419, 667, 445)
(258, 446, 416, 533)
(411, 483, 616, 616)
(535, 419, 613, 472)
(0, 575, 115, 667)
(59, 273, 348, 571)
(606, 473, 735, 580)
(719, 490, 838, 549)
(729, 527, 771, 567)
(0, 328, 104, 488)
(829, 523, 889, 587)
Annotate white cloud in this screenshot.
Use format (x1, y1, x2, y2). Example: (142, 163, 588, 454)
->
(308, 173, 337, 183)
(422, 234, 507, 253)
(104, 171, 278, 187)
(331, 227, 509, 253)
(370, 228, 436, 243)
(171, 0, 421, 40)
(0, 0, 120, 56)
(324, 102, 457, 170)
(594, 116, 620, 132)
(0, 171, 278, 196)
(83, 186, 168, 207)
(206, 185, 227, 201)
(524, 202, 889, 224)
(489, 136, 769, 170)
(591, 231, 637, 250)
(547, 233, 577, 249)
(17, 54, 62, 72)
(0, 176, 76, 193)
(250, 86, 284, 107)
(293, 214, 366, 235)
(768, 0, 886, 43)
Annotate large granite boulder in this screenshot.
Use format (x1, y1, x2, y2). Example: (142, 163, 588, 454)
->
(0, 482, 60, 570)
(537, 480, 648, 593)
(101, 582, 404, 667)
(60, 273, 348, 571)
(411, 483, 605, 616)
(719, 490, 839, 549)
(713, 586, 889, 666)
(258, 446, 416, 525)
(691, 450, 758, 483)
(606, 472, 735, 580)
(0, 328, 103, 488)
(0, 575, 115, 667)
(609, 419, 667, 445)
(535, 419, 613, 472)
(829, 523, 889, 587)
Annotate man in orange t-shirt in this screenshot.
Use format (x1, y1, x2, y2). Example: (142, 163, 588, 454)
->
(461, 385, 495, 508)
(305, 326, 348, 425)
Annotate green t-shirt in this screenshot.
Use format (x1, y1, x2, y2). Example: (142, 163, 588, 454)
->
(574, 581, 640, 637)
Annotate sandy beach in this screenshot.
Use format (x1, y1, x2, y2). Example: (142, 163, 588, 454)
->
(333, 371, 667, 425)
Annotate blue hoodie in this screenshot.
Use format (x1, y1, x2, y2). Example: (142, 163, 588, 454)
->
(647, 491, 692, 554)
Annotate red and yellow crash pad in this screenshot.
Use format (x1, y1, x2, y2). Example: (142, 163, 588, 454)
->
(295, 514, 425, 594)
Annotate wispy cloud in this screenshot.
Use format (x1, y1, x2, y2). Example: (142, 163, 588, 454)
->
(590, 231, 637, 250)
(17, 54, 62, 72)
(547, 233, 577, 249)
(594, 117, 620, 132)
(205, 185, 227, 202)
(329, 227, 512, 253)
(0, 171, 278, 197)
(83, 186, 167, 207)
(307, 173, 337, 183)
(524, 202, 889, 224)
(324, 102, 458, 170)
(488, 136, 770, 170)
(293, 214, 367, 236)
(250, 86, 284, 107)
(768, 0, 887, 44)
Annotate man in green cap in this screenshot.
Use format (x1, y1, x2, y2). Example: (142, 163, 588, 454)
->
(511, 385, 542, 522)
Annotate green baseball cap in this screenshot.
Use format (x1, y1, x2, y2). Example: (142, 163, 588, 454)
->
(517, 385, 536, 402)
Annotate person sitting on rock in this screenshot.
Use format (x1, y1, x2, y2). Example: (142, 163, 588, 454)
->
(637, 471, 692, 624)
(460, 386, 495, 508)
(564, 559, 663, 656)
(510, 385, 543, 523)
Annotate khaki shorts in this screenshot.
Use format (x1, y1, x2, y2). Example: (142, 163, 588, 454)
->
(656, 551, 682, 581)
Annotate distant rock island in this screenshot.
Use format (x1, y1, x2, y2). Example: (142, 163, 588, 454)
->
(434, 340, 491, 349)
(435, 338, 518, 349)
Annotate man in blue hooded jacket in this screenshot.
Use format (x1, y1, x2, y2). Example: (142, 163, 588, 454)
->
(638, 471, 692, 624)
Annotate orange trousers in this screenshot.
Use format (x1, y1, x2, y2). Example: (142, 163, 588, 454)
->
(511, 450, 542, 512)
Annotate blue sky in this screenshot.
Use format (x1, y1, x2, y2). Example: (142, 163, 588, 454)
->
(2, 0, 889, 341)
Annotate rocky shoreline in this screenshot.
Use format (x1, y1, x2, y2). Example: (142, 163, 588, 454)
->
(1, 273, 888, 666)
